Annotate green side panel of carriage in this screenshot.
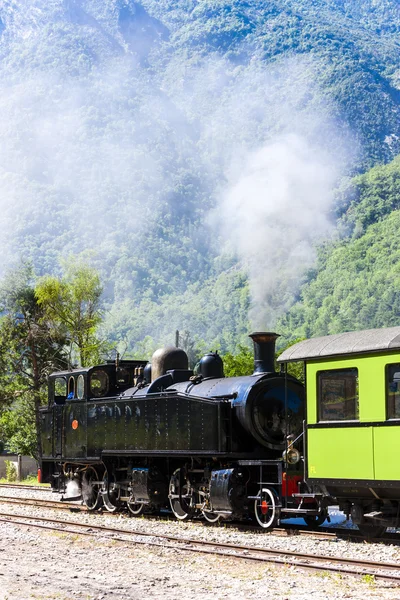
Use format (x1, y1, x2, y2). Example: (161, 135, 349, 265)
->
(307, 426, 375, 479)
(374, 427, 400, 480)
(306, 352, 400, 481)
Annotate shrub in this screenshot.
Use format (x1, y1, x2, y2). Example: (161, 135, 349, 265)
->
(5, 460, 17, 482)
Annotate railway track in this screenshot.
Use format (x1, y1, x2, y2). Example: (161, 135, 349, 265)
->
(0, 495, 344, 538)
(0, 495, 85, 511)
(0, 492, 399, 543)
(0, 483, 50, 491)
(0, 510, 399, 582)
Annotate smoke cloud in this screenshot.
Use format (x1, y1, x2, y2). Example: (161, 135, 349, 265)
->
(217, 133, 338, 329)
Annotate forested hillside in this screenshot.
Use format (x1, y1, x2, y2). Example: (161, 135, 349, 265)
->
(1, 0, 400, 356)
(278, 155, 400, 342)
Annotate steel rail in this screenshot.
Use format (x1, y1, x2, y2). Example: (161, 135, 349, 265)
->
(0, 494, 397, 543)
(0, 511, 399, 581)
(0, 484, 50, 491)
(0, 496, 342, 538)
(0, 496, 85, 511)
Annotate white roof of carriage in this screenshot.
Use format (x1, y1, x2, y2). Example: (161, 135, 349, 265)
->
(277, 326, 400, 362)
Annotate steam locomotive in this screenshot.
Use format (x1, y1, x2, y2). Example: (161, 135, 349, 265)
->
(40, 333, 326, 528)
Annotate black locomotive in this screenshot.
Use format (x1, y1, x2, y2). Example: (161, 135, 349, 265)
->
(40, 333, 327, 528)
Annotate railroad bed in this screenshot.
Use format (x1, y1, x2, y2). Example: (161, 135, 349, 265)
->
(1, 510, 400, 581)
(1, 486, 400, 583)
(0, 483, 399, 542)
(1, 501, 400, 600)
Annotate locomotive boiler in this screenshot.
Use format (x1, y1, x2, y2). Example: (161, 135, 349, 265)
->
(40, 332, 327, 528)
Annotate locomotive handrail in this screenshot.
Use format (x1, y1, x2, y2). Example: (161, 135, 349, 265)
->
(85, 391, 226, 405)
(289, 430, 304, 446)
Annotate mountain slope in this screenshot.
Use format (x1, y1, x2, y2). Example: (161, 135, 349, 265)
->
(278, 155, 400, 342)
(1, 1, 400, 353)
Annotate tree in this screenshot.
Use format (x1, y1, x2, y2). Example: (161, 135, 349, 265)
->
(222, 339, 305, 381)
(0, 265, 67, 460)
(223, 345, 254, 377)
(277, 339, 305, 383)
(175, 330, 200, 368)
(36, 264, 105, 367)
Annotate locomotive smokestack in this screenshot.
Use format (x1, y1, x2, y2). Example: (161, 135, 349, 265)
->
(249, 332, 280, 375)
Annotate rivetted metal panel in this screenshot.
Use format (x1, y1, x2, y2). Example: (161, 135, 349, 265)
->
(277, 326, 400, 362)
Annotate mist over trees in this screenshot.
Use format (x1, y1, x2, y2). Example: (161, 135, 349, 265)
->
(1, 1, 400, 357)
(278, 156, 400, 341)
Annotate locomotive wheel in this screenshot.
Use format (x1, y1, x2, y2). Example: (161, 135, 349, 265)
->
(101, 471, 121, 513)
(202, 510, 221, 523)
(169, 468, 195, 520)
(304, 510, 327, 528)
(127, 500, 146, 516)
(254, 487, 280, 530)
(81, 466, 102, 511)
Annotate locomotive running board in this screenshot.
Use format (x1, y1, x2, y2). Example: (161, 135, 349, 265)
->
(292, 493, 324, 498)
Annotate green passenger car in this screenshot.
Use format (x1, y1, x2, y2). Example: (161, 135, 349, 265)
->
(278, 326, 400, 536)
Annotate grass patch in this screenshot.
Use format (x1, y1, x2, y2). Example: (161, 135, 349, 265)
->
(0, 473, 50, 486)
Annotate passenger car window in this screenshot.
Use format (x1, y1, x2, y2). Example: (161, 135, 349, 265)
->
(90, 370, 109, 398)
(386, 364, 400, 419)
(318, 368, 359, 421)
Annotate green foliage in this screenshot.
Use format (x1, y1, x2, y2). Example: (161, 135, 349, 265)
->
(36, 263, 105, 367)
(3, 1, 400, 362)
(3, 0, 400, 357)
(221, 338, 305, 381)
(0, 265, 67, 459)
(0, 261, 106, 459)
(0, 399, 40, 459)
(275, 154, 400, 341)
(361, 574, 376, 586)
(277, 339, 305, 383)
(4, 460, 17, 483)
(338, 155, 400, 235)
(103, 266, 251, 358)
(279, 208, 400, 340)
(223, 345, 254, 377)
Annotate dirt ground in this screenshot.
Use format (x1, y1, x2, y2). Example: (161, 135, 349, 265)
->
(1, 520, 400, 600)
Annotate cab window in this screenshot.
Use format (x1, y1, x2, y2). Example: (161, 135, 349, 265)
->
(116, 368, 130, 386)
(67, 376, 75, 399)
(90, 370, 109, 398)
(77, 374, 85, 399)
(54, 377, 67, 404)
(317, 368, 359, 421)
(386, 364, 400, 419)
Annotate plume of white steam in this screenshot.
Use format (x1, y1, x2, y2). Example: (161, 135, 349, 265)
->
(218, 133, 337, 330)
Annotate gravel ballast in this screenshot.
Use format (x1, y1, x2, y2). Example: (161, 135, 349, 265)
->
(0, 486, 399, 599)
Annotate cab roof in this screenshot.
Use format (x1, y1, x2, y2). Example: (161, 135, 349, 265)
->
(277, 326, 400, 363)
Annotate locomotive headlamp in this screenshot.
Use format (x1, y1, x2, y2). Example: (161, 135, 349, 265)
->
(282, 447, 301, 465)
